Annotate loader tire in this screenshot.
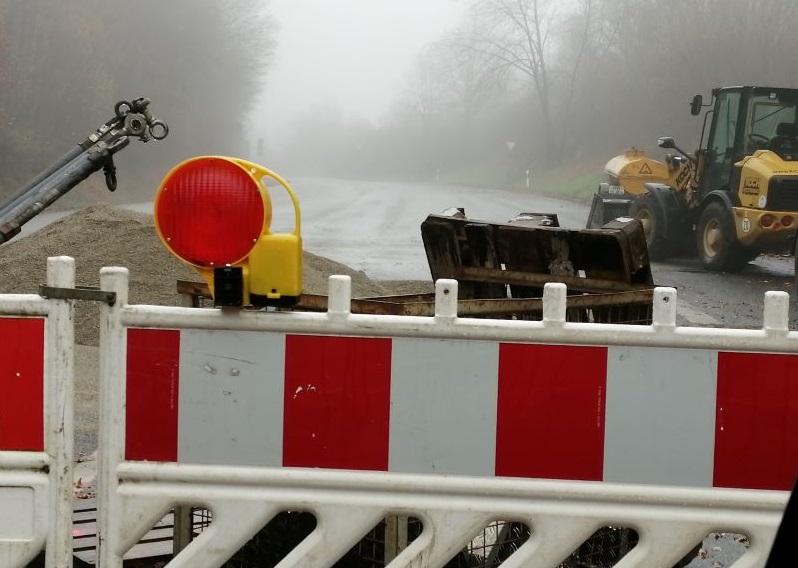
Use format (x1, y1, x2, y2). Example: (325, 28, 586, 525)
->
(697, 202, 753, 272)
(628, 193, 671, 260)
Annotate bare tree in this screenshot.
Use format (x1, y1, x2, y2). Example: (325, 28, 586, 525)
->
(467, 0, 556, 159)
(400, 46, 447, 131)
(436, 29, 510, 150)
(555, 0, 614, 153)
(436, 31, 509, 120)
(0, 0, 278, 196)
(462, 0, 604, 165)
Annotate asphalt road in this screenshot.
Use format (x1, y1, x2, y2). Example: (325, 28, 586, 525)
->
(273, 177, 796, 329)
(652, 253, 796, 328)
(19, 176, 796, 329)
(269, 176, 588, 281)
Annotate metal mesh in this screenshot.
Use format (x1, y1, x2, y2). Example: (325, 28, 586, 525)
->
(462, 522, 530, 568)
(348, 521, 635, 568)
(193, 508, 212, 533)
(560, 527, 638, 568)
(567, 302, 653, 325)
(223, 512, 316, 568)
(355, 520, 386, 568)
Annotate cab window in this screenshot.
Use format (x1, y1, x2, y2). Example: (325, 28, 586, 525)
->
(747, 96, 796, 150)
(705, 91, 741, 193)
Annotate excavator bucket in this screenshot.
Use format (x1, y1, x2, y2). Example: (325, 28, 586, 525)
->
(586, 184, 635, 229)
(421, 209, 654, 324)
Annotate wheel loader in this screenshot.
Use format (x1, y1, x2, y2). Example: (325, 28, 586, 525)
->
(587, 86, 798, 271)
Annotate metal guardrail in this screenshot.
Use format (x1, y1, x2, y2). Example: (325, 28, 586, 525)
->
(176, 280, 654, 323)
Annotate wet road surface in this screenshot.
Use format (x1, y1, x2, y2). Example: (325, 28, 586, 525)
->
(17, 176, 797, 329)
(276, 177, 796, 329)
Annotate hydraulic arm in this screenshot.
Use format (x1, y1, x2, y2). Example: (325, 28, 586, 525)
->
(0, 97, 168, 244)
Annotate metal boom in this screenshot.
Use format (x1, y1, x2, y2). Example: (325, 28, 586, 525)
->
(0, 97, 168, 244)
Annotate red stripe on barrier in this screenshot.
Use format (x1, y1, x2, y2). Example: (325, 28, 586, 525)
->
(0, 318, 45, 451)
(495, 343, 607, 481)
(126, 329, 180, 462)
(714, 352, 798, 491)
(283, 335, 391, 470)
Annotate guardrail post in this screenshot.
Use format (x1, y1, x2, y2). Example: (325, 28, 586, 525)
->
(435, 279, 458, 321)
(97, 267, 129, 568)
(384, 516, 409, 564)
(175, 270, 195, 555)
(327, 275, 352, 317)
(172, 507, 193, 556)
(542, 282, 567, 324)
(45, 256, 76, 568)
(652, 287, 677, 329)
(763, 291, 789, 333)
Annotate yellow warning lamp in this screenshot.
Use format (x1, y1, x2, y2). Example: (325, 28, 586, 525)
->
(154, 156, 302, 308)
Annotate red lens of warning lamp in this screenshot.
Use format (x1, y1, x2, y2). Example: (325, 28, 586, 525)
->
(155, 157, 266, 267)
(781, 215, 794, 228)
(155, 155, 303, 309)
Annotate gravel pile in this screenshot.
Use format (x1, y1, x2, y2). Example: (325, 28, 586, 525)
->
(0, 203, 432, 455)
(0, 203, 426, 345)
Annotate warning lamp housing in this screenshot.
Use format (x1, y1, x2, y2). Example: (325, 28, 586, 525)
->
(154, 156, 302, 307)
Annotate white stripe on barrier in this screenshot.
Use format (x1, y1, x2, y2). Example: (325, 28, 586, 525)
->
(390, 338, 499, 476)
(603, 346, 718, 486)
(179, 329, 286, 467)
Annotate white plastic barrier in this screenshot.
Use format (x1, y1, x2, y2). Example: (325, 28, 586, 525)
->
(96, 267, 796, 568)
(0, 257, 74, 568)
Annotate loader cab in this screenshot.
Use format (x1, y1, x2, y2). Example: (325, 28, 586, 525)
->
(699, 86, 798, 198)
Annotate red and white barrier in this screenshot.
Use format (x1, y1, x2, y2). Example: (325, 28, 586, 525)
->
(0, 257, 75, 568)
(125, 329, 797, 491)
(95, 268, 795, 568)
(0, 257, 791, 567)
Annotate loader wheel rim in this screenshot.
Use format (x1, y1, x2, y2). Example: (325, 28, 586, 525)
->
(703, 219, 722, 258)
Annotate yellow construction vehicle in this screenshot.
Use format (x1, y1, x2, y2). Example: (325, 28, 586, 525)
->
(587, 86, 798, 271)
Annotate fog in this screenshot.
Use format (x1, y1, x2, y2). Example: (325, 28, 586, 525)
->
(2, 0, 798, 203)
(250, 0, 466, 129)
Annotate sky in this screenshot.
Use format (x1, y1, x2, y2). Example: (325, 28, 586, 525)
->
(248, 0, 467, 138)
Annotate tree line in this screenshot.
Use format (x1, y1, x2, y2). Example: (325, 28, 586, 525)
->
(4, 0, 798, 196)
(272, 0, 798, 187)
(0, 0, 274, 200)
